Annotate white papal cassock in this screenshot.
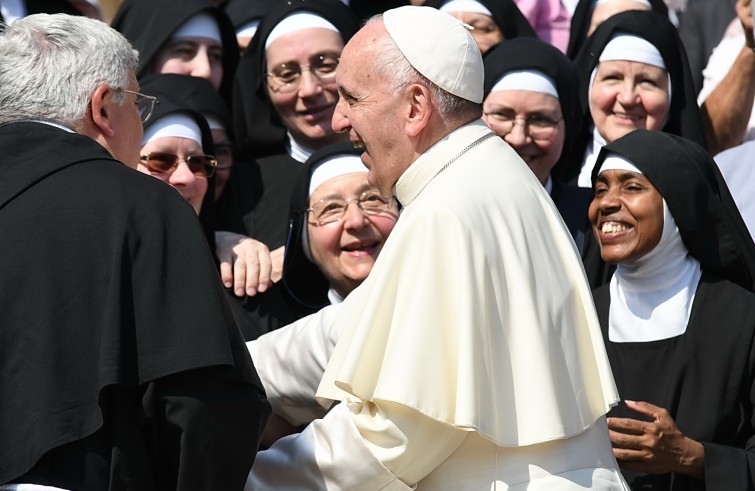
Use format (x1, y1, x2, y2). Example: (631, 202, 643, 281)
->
(247, 120, 628, 490)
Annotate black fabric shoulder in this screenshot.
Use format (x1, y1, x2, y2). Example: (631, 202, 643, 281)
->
(232, 0, 359, 159)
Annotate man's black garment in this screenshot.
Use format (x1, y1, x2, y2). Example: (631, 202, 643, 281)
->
(0, 122, 270, 490)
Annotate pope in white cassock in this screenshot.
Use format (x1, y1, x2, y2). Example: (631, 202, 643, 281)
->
(246, 6, 629, 490)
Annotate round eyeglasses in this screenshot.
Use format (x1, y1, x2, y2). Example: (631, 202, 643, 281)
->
(266, 54, 339, 93)
(305, 190, 398, 226)
(139, 152, 217, 178)
(483, 112, 563, 141)
(114, 88, 158, 123)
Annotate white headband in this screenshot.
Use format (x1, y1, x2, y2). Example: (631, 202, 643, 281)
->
(599, 33, 666, 69)
(491, 70, 559, 99)
(595, 0, 652, 7)
(265, 12, 340, 50)
(173, 12, 222, 43)
(142, 113, 203, 146)
(440, 0, 493, 16)
(236, 20, 260, 39)
(598, 154, 642, 175)
(308, 155, 367, 196)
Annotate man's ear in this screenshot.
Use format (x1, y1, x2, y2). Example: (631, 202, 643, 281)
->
(404, 83, 432, 137)
(89, 84, 116, 137)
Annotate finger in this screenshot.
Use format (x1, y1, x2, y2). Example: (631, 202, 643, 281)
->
(613, 447, 647, 463)
(609, 429, 644, 450)
(256, 250, 272, 293)
(625, 400, 668, 421)
(234, 255, 251, 297)
(607, 417, 645, 435)
(219, 256, 234, 289)
(243, 249, 261, 297)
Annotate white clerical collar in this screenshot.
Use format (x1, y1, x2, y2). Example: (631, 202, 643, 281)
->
(327, 288, 344, 305)
(24, 120, 75, 133)
(577, 125, 606, 188)
(544, 174, 553, 194)
(286, 134, 315, 163)
(394, 120, 493, 207)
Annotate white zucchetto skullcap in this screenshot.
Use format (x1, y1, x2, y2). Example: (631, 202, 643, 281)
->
(173, 12, 222, 43)
(236, 20, 260, 39)
(440, 0, 493, 16)
(598, 154, 642, 175)
(265, 12, 340, 50)
(595, 0, 652, 8)
(308, 155, 367, 196)
(142, 113, 203, 146)
(491, 70, 559, 99)
(383, 6, 484, 103)
(599, 33, 666, 70)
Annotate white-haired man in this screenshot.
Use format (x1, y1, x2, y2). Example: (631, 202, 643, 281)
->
(247, 6, 628, 490)
(0, 13, 269, 490)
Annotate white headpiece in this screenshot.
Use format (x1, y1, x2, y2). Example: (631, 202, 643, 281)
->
(599, 33, 665, 69)
(491, 70, 559, 99)
(236, 20, 260, 39)
(595, 0, 652, 8)
(384, 6, 484, 103)
(440, 0, 493, 16)
(308, 155, 367, 196)
(142, 113, 203, 146)
(173, 12, 222, 43)
(265, 12, 340, 50)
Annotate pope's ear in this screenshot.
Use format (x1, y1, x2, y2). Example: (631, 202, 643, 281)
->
(89, 84, 116, 137)
(404, 83, 432, 137)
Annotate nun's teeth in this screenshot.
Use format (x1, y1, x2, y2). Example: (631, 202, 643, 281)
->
(601, 222, 627, 234)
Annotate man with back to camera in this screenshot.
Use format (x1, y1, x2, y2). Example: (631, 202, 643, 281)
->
(246, 6, 629, 490)
(0, 13, 269, 490)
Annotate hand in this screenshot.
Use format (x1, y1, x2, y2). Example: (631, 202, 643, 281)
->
(608, 400, 704, 479)
(737, 0, 754, 49)
(215, 231, 273, 297)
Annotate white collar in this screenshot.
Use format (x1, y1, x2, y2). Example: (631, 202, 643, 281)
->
(287, 134, 315, 163)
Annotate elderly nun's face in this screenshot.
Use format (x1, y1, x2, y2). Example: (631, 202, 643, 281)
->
(483, 89, 565, 185)
(588, 168, 664, 264)
(307, 172, 398, 298)
(590, 60, 669, 144)
(138, 136, 209, 214)
(266, 28, 346, 149)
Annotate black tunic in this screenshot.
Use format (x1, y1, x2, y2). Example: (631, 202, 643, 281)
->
(0, 123, 270, 489)
(594, 275, 755, 490)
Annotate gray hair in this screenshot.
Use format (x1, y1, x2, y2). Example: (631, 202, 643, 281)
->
(366, 16, 482, 124)
(0, 13, 140, 128)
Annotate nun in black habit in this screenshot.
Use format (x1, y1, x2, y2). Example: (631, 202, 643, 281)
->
(225, 0, 359, 251)
(482, 37, 592, 254)
(423, 0, 536, 54)
(589, 130, 755, 490)
(111, 0, 239, 102)
(223, 0, 278, 54)
(565, 0, 669, 60)
(563, 9, 705, 187)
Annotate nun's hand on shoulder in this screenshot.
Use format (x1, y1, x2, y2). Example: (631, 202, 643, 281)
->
(215, 231, 273, 297)
(607, 400, 705, 480)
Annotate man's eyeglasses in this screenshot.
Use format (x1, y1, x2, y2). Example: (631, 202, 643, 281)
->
(114, 88, 158, 123)
(305, 190, 398, 226)
(139, 152, 217, 178)
(483, 112, 563, 140)
(267, 54, 340, 93)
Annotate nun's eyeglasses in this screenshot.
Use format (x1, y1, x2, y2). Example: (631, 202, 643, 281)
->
(483, 112, 563, 140)
(114, 88, 158, 123)
(267, 54, 340, 93)
(305, 191, 397, 226)
(140, 152, 217, 178)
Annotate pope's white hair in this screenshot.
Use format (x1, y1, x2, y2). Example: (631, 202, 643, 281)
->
(0, 13, 140, 128)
